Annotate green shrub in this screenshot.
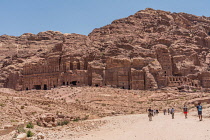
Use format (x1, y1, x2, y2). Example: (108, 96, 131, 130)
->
(57, 122, 61, 126)
(26, 122, 34, 129)
(27, 130, 34, 137)
(137, 101, 143, 104)
(10, 120, 17, 122)
(0, 103, 5, 107)
(73, 117, 80, 122)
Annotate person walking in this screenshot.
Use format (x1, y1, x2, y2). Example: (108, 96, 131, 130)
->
(153, 109, 156, 116)
(171, 108, 175, 119)
(148, 107, 153, 121)
(183, 105, 188, 119)
(163, 109, 166, 115)
(197, 102, 202, 121)
(156, 109, 159, 116)
(168, 108, 170, 115)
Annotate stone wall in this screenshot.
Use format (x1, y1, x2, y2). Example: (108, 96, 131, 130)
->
(89, 66, 105, 87)
(130, 69, 145, 90)
(105, 58, 131, 89)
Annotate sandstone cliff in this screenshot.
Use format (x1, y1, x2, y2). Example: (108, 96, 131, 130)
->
(1, 8, 210, 91)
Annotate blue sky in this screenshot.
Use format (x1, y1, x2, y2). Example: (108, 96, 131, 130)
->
(0, 0, 209, 36)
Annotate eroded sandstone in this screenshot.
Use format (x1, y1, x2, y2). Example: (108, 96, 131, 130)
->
(1, 8, 210, 91)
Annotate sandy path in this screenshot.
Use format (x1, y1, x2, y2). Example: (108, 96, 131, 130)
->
(71, 112, 210, 140)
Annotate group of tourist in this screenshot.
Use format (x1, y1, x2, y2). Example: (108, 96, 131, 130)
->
(147, 102, 203, 121)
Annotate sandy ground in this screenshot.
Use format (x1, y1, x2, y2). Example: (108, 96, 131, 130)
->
(71, 112, 210, 140)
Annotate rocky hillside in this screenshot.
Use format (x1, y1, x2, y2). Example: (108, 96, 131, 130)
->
(0, 8, 210, 89)
(88, 8, 210, 71)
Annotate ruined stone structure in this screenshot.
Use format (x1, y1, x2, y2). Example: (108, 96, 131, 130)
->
(4, 52, 200, 91)
(104, 58, 146, 90)
(21, 55, 89, 90)
(168, 76, 199, 87)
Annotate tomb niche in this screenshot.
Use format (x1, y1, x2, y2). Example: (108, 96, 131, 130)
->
(34, 85, 41, 90)
(70, 62, 73, 70)
(44, 84, 47, 90)
(70, 81, 77, 85)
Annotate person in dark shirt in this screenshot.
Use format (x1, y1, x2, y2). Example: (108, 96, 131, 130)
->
(156, 109, 159, 115)
(171, 108, 175, 119)
(197, 102, 202, 121)
(183, 105, 188, 119)
(148, 107, 153, 121)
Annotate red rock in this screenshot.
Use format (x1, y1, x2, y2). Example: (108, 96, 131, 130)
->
(1, 8, 210, 91)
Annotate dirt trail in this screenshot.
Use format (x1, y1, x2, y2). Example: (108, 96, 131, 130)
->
(71, 112, 210, 140)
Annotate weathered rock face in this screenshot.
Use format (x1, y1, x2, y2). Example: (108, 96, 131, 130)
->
(1, 8, 210, 90)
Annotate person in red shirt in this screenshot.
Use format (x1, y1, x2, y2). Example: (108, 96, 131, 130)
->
(183, 105, 188, 119)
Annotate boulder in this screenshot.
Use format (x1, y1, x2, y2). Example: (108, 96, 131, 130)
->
(37, 132, 45, 139)
(16, 133, 27, 140)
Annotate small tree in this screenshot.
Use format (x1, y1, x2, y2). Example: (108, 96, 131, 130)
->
(27, 130, 34, 137)
(26, 122, 34, 129)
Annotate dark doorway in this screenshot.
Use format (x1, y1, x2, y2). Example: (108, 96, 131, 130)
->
(208, 32, 210, 36)
(95, 84, 99, 87)
(54, 85, 56, 88)
(26, 87, 28, 90)
(77, 62, 80, 70)
(70, 63, 73, 70)
(44, 84, 47, 90)
(34, 85, 41, 90)
(71, 81, 77, 85)
(174, 73, 182, 76)
(62, 82, 65, 85)
(67, 82, 69, 85)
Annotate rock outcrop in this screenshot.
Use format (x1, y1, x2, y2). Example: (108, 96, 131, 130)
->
(1, 8, 210, 90)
